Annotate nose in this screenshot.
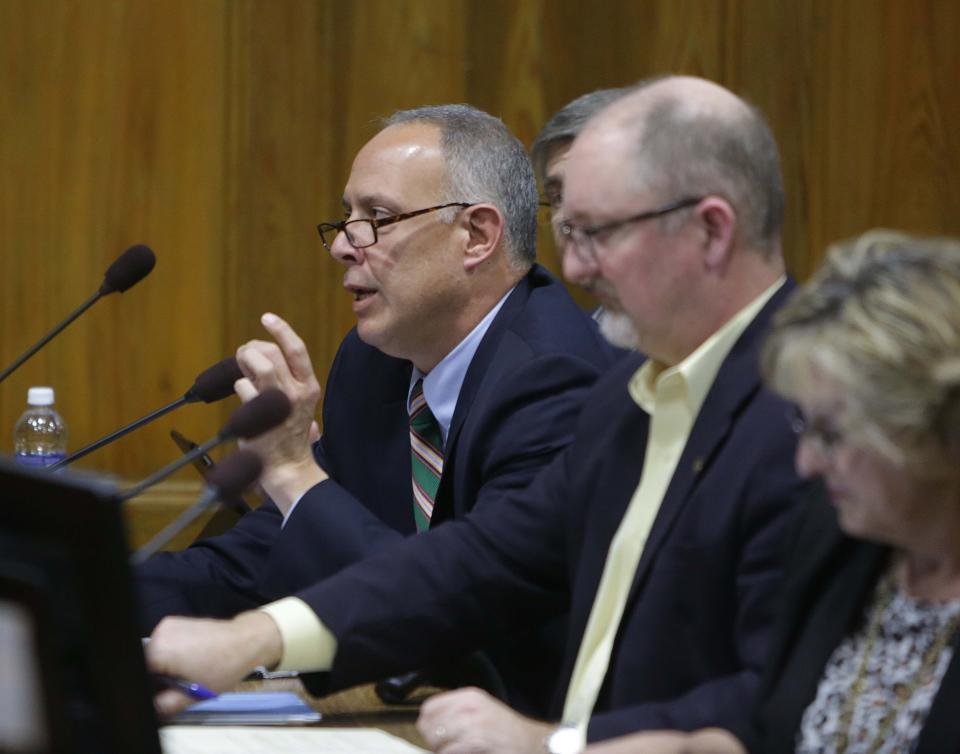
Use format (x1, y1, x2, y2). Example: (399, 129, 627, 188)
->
(329, 231, 364, 266)
(560, 243, 596, 285)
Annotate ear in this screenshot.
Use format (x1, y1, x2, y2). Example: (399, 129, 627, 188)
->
(695, 197, 737, 272)
(460, 204, 504, 271)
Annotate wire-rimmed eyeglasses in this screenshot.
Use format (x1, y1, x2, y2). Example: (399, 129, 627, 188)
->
(317, 202, 474, 251)
(556, 196, 703, 266)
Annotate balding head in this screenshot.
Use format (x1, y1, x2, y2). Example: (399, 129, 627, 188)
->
(385, 104, 538, 269)
(559, 76, 786, 364)
(577, 76, 784, 256)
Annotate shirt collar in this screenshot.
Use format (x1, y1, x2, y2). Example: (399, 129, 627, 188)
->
(408, 285, 516, 445)
(630, 275, 786, 416)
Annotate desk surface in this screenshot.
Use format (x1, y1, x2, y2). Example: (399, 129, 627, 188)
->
(239, 678, 430, 748)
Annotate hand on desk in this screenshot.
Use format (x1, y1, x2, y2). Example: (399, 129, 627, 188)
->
(416, 687, 552, 754)
(146, 611, 283, 717)
(235, 312, 328, 515)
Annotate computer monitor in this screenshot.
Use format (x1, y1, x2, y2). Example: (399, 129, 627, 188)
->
(0, 457, 161, 754)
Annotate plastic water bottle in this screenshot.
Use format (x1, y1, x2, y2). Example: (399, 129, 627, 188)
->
(14, 387, 68, 467)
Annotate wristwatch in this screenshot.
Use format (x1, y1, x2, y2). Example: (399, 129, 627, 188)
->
(545, 723, 585, 754)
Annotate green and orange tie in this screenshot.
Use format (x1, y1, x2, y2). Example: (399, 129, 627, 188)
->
(409, 379, 444, 531)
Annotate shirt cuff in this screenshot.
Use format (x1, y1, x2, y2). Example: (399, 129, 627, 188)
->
(258, 597, 338, 672)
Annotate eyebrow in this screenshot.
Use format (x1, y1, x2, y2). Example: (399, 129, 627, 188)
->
(342, 193, 397, 213)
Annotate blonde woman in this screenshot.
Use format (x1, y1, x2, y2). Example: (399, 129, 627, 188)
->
(588, 231, 960, 754)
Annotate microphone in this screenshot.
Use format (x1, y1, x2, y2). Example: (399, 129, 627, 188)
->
(51, 357, 243, 469)
(118, 388, 290, 502)
(0, 245, 156, 384)
(131, 449, 263, 564)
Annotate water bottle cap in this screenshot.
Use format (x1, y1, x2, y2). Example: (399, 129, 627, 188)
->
(27, 387, 55, 406)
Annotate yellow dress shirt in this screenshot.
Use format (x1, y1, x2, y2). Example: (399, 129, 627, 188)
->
(561, 276, 785, 727)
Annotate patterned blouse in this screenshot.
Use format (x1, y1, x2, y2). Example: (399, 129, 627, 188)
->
(795, 578, 960, 754)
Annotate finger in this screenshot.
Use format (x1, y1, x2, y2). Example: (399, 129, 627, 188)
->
(416, 710, 438, 736)
(421, 687, 484, 719)
(235, 340, 275, 381)
(238, 344, 291, 390)
(418, 720, 453, 752)
(435, 735, 477, 754)
(421, 687, 469, 713)
(418, 693, 448, 723)
(261, 313, 316, 384)
(154, 688, 194, 718)
(416, 708, 448, 748)
(234, 377, 259, 403)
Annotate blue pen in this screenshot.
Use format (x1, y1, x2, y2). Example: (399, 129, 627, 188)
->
(157, 675, 218, 701)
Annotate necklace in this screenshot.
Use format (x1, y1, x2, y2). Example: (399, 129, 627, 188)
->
(834, 578, 960, 753)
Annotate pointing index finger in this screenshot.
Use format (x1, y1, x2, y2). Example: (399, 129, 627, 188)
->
(260, 312, 316, 384)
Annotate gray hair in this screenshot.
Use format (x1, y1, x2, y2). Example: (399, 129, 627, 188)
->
(762, 230, 960, 466)
(531, 88, 631, 183)
(384, 104, 538, 267)
(629, 92, 785, 255)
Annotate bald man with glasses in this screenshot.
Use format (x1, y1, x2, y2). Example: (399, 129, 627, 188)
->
(136, 103, 618, 715)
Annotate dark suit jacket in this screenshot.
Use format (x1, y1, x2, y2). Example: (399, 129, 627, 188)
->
(738, 487, 960, 754)
(136, 264, 620, 713)
(290, 280, 811, 740)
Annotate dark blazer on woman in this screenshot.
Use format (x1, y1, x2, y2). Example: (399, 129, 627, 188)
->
(740, 488, 960, 753)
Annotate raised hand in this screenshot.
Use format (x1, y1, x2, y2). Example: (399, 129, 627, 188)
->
(235, 312, 328, 514)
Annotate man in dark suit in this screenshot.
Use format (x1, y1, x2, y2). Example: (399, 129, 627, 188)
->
(147, 77, 809, 752)
(136, 104, 618, 714)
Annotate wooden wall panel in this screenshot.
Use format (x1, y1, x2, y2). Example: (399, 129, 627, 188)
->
(803, 0, 960, 263)
(221, 0, 334, 397)
(324, 0, 468, 343)
(467, 0, 727, 303)
(721, 0, 816, 278)
(1, 0, 958, 486)
(0, 0, 227, 479)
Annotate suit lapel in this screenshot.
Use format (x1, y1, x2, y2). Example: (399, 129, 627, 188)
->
(778, 537, 887, 742)
(444, 269, 535, 451)
(782, 531, 960, 754)
(429, 268, 539, 524)
(622, 281, 795, 606)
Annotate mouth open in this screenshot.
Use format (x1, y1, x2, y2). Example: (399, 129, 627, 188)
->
(346, 284, 377, 302)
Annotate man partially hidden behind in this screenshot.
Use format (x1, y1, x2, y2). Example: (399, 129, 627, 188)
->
(146, 77, 810, 753)
(531, 86, 637, 350)
(136, 104, 619, 715)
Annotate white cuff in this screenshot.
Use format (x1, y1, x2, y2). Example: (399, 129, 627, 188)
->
(258, 597, 338, 672)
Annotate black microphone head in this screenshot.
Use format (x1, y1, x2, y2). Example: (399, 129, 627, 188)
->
(99, 244, 156, 295)
(184, 357, 244, 403)
(206, 449, 263, 497)
(221, 388, 291, 440)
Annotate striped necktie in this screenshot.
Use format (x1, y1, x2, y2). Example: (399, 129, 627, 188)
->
(409, 379, 444, 531)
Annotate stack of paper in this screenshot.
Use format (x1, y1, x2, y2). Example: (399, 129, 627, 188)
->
(161, 726, 429, 754)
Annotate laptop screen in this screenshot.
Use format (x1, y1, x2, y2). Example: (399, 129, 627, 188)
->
(0, 457, 161, 754)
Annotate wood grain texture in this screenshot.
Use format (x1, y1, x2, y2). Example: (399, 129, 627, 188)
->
(2, 0, 959, 491)
(0, 0, 229, 479)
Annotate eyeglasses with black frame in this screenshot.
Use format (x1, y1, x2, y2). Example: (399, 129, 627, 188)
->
(557, 196, 704, 266)
(317, 202, 474, 251)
